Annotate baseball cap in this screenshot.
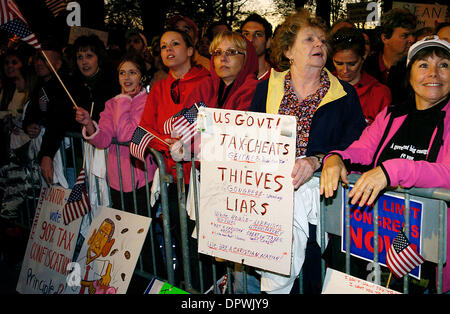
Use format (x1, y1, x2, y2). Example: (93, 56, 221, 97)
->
(407, 35, 450, 66)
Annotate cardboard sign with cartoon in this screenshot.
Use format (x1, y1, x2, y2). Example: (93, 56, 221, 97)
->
(66, 206, 151, 294)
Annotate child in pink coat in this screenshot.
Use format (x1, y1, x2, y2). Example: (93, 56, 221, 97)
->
(75, 54, 157, 214)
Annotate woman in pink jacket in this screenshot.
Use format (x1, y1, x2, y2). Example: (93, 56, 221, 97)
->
(75, 54, 157, 213)
(321, 36, 450, 292)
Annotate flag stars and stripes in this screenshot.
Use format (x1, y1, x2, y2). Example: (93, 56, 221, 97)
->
(0, 0, 41, 49)
(164, 102, 206, 145)
(63, 168, 91, 225)
(386, 230, 425, 278)
(130, 126, 154, 163)
(45, 0, 67, 17)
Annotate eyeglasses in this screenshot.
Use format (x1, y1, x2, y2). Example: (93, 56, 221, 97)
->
(170, 79, 180, 104)
(212, 48, 245, 58)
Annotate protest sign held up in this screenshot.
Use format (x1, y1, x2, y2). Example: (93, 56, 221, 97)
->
(198, 108, 296, 276)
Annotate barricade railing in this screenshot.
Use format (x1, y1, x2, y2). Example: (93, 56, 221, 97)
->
(315, 172, 448, 294)
(17, 133, 449, 294)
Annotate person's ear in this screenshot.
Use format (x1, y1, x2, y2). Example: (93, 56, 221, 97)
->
(187, 46, 194, 57)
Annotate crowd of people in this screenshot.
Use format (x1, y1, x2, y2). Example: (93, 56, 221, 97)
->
(0, 7, 449, 294)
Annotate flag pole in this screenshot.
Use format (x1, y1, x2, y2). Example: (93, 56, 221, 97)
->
(139, 125, 170, 146)
(81, 102, 95, 170)
(40, 49, 79, 109)
(386, 272, 392, 288)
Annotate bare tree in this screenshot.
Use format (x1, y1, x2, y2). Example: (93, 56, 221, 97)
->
(105, 0, 251, 40)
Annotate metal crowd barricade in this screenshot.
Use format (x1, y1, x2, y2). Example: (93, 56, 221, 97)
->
(184, 165, 449, 294)
(19, 133, 449, 294)
(317, 172, 449, 294)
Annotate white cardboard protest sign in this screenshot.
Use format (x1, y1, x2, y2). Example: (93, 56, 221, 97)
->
(66, 206, 151, 294)
(322, 268, 400, 294)
(198, 108, 296, 275)
(17, 185, 82, 294)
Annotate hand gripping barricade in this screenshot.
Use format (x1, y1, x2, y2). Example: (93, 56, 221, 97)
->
(13, 132, 450, 294)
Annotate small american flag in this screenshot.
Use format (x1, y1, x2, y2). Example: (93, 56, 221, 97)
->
(63, 168, 91, 225)
(0, 0, 41, 49)
(386, 230, 425, 278)
(45, 0, 67, 17)
(130, 126, 154, 163)
(164, 102, 206, 144)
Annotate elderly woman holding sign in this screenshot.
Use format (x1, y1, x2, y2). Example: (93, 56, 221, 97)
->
(249, 9, 366, 293)
(320, 36, 450, 292)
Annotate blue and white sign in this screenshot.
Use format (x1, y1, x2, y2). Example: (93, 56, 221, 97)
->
(341, 187, 424, 278)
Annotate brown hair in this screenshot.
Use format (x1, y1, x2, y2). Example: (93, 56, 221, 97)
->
(161, 28, 197, 67)
(271, 9, 328, 71)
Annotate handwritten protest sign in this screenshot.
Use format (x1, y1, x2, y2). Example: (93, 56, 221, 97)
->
(66, 206, 151, 294)
(198, 108, 296, 275)
(17, 186, 82, 294)
(341, 188, 424, 278)
(322, 268, 400, 294)
(393, 2, 448, 28)
(68, 26, 109, 47)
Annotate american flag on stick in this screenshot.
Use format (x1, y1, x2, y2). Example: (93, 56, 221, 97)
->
(386, 230, 425, 278)
(130, 126, 155, 163)
(63, 168, 91, 225)
(0, 0, 41, 49)
(164, 102, 207, 144)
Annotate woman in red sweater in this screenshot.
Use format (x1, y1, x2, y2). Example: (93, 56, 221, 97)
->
(138, 28, 209, 183)
(136, 28, 210, 288)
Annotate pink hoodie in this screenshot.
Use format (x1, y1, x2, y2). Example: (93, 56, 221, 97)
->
(334, 100, 450, 189)
(330, 99, 450, 292)
(83, 90, 157, 192)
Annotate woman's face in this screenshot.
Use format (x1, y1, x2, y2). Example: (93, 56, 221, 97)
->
(4, 55, 23, 79)
(410, 53, 450, 110)
(160, 31, 193, 70)
(285, 26, 327, 71)
(76, 48, 99, 78)
(118, 61, 142, 96)
(332, 49, 364, 85)
(213, 38, 246, 85)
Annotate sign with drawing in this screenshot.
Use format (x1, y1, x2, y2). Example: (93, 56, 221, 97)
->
(197, 108, 296, 275)
(65, 206, 151, 294)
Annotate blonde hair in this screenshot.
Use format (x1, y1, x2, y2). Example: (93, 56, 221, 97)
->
(209, 30, 247, 56)
(271, 9, 328, 71)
